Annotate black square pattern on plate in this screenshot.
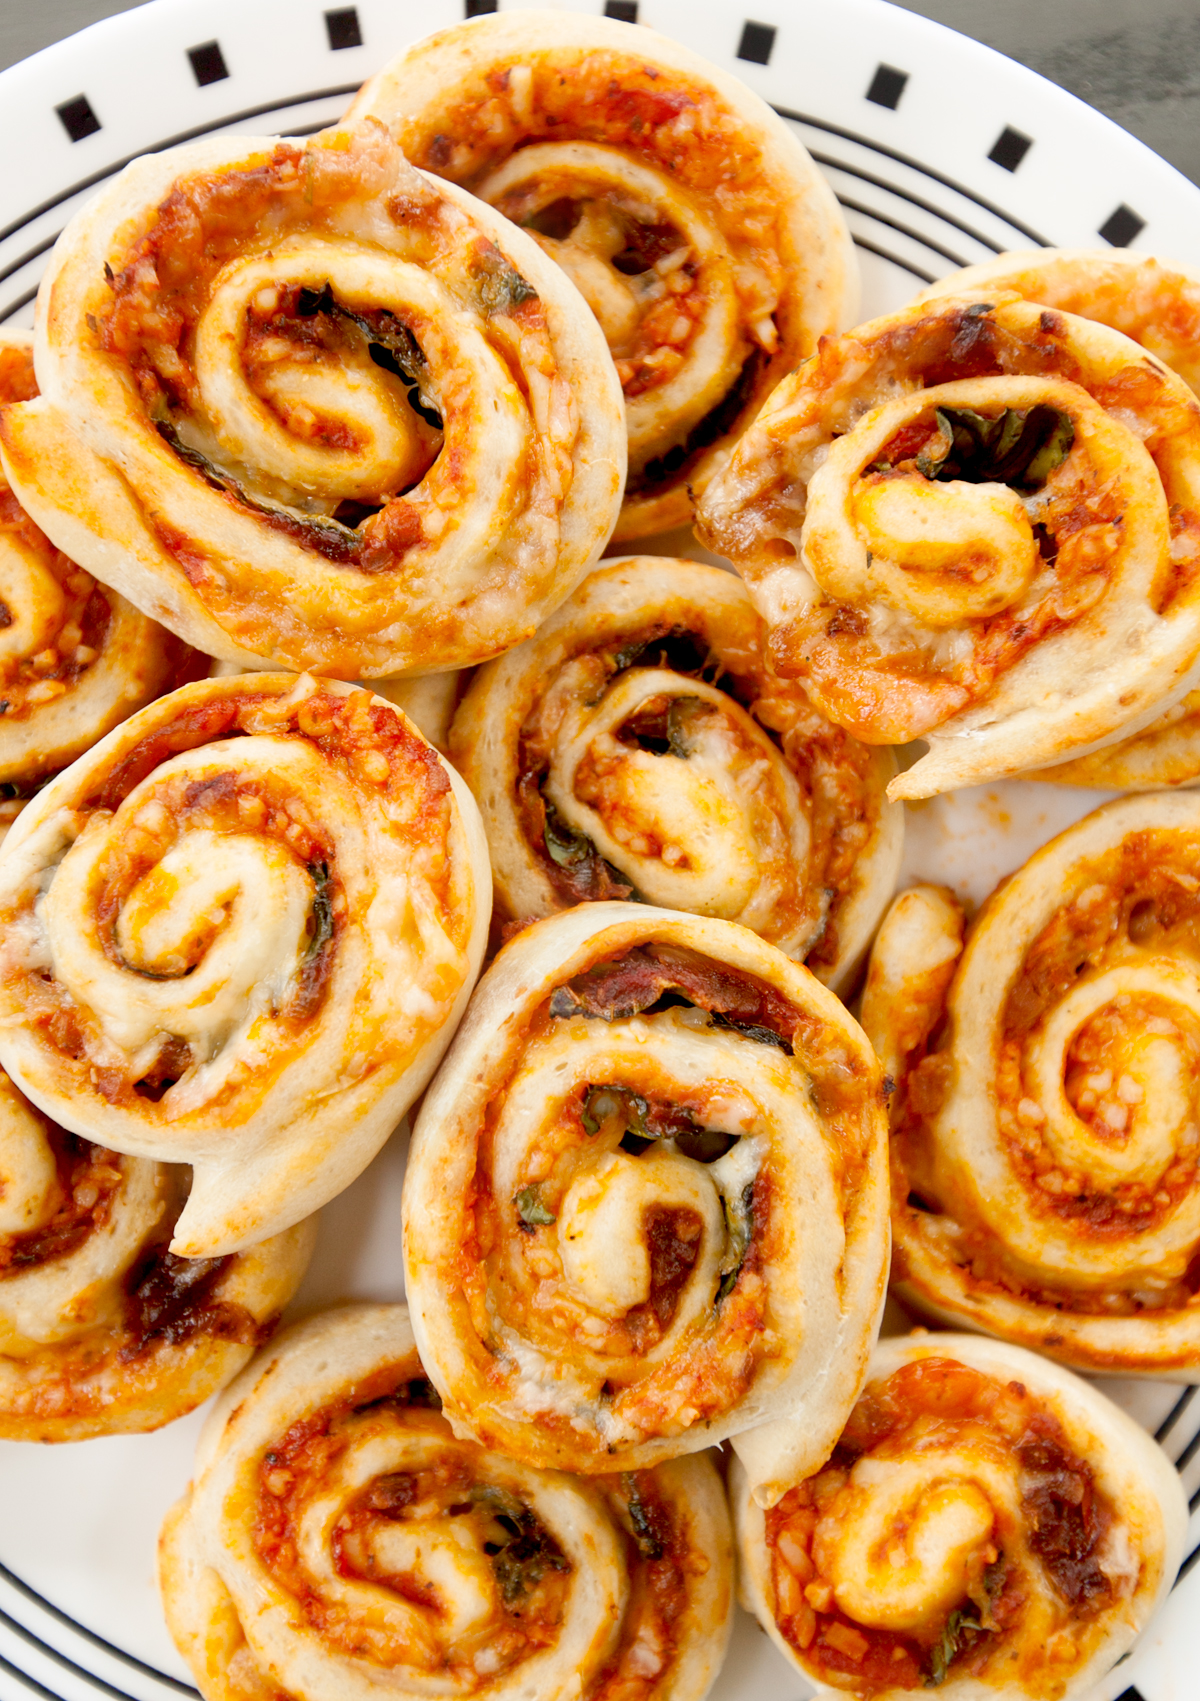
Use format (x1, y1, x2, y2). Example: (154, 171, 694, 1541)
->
(605, 0, 639, 20)
(737, 21, 776, 65)
(188, 40, 229, 86)
(466, 0, 499, 14)
(866, 63, 908, 109)
(1114, 1688, 1147, 1701)
(988, 125, 1031, 172)
(1099, 203, 1146, 247)
(56, 94, 101, 141)
(325, 7, 362, 50)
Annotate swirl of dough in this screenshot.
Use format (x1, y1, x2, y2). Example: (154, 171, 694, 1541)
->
(0, 332, 205, 836)
(0, 1065, 314, 1441)
(734, 1333, 1186, 1700)
(864, 793, 1200, 1375)
(0, 673, 490, 1257)
(403, 903, 888, 1492)
(159, 1304, 733, 1701)
(916, 249, 1200, 397)
(0, 122, 624, 677)
(346, 9, 857, 540)
(450, 557, 902, 990)
(695, 294, 1200, 800)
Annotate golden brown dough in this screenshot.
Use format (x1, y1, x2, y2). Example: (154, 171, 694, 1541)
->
(866, 795, 1200, 1374)
(2, 121, 624, 677)
(734, 1332, 1187, 1699)
(403, 902, 889, 1497)
(0, 330, 205, 837)
(450, 556, 902, 990)
(0, 1064, 314, 1441)
(696, 294, 1200, 799)
(0, 672, 490, 1257)
(160, 1303, 734, 1701)
(347, 9, 856, 540)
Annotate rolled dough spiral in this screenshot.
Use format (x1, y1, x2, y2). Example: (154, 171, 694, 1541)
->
(865, 794, 1200, 1374)
(159, 1303, 733, 1701)
(450, 556, 902, 990)
(695, 294, 1200, 799)
(0, 1064, 313, 1441)
(0, 672, 490, 1257)
(403, 902, 888, 1494)
(734, 1332, 1186, 1699)
(1, 122, 624, 677)
(346, 9, 857, 540)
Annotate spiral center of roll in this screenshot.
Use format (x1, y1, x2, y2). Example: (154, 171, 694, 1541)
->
(544, 669, 810, 931)
(193, 246, 446, 509)
(476, 141, 747, 464)
(1028, 967, 1200, 1190)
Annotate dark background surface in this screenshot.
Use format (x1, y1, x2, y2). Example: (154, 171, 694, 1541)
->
(1, 0, 1197, 186)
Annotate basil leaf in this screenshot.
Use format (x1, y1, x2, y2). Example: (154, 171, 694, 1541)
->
(621, 1474, 665, 1559)
(473, 248, 538, 317)
(915, 410, 954, 479)
(544, 806, 595, 868)
(717, 1181, 755, 1305)
(918, 404, 1074, 490)
(926, 1607, 982, 1687)
(666, 695, 706, 759)
(514, 1185, 555, 1229)
(305, 860, 334, 958)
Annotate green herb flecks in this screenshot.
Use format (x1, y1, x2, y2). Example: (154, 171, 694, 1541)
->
(306, 860, 334, 959)
(716, 1181, 755, 1305)
(621, 1473, 665, 1559)
(543, 804, 597, 869)
(514, 1184, 556, 1231)
(926, 1607, 983, 1687)
(470, 1486, 569, 1605)
(472, 246, 538, 318)
(904, 404, 1074, 491)
(296, 282, 443, 428)
(666, 695, 706, 759)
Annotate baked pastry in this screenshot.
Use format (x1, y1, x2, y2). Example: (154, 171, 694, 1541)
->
(372, 669, 471, 758)
(865, 794, 1200, 1373)
(347, 9, 856, 541)
(695, 294, 1200, 799)
(1, 120, 624, 678)
(0, 672, 490, 1257)
(734, 1331, 1186, 1699)
(160, 1303, 734, 1701)
(0, 1064, 314, 1441)
(403, 902, 889, 1493)
(1031, 688, 1200, 789)
(918, 249, 1200, 396)
(0, 330, 204, 837)
(450, 556, 902, 989)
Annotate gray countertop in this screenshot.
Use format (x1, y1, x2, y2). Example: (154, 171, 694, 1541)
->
(1, 0, 1197, 185)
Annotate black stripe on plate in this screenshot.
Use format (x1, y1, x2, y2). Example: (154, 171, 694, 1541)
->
(0, 232, 60, 291)
(774, 105, 1050, 246)
(850, 235, 936, 284)
(1156, 1385, 1197, 1443)
(836, 195, 969, 268)
(0, 287, 39, 323)
(0, 1560, 196, 1696)
(1176, 1540, 1200, 1586)
(0, 1602, 145, 1701)
(0, 85, 361, 247)
(0, 1647, 66, 1701)
(810, 150, 1006, 254)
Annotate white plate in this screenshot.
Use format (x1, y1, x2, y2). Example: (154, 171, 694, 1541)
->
(1, 3, 1200, 1699)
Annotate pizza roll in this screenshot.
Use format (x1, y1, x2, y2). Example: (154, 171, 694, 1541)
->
(917, 248, 1200, 396)
(1032, 687, 1200, 789)
(0, 331, 204, 836)
(734, 1332, 1186, 1699)
(0, 672, 490, 1258)
(1, 120, 624, 678)
(451, 556, 901, 989)
(403, 902, 889, 1491)
(372, 668, 472, 758)
(347, 9, 856, 541)
(160, 1303, 733, 1701)
(865, 793, 1200, 1374)
(0, 1064, 314, 1442)
(695, 294, 1200, 799)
